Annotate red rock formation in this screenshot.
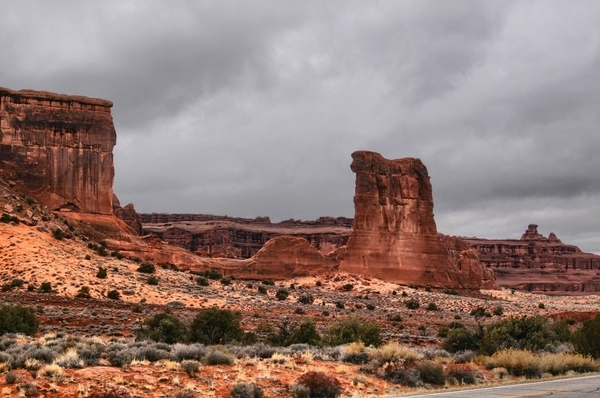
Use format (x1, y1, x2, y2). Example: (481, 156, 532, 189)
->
(339, 151, 492, 289)
(113, 194, 142, 235)
(141, 214, 352, 258)
(0, 87, 116, 214)
(465, 225, 600, 294)
(441, 235, 497, 289)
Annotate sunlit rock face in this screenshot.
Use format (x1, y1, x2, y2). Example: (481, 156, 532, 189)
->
(340, 151, 491, 289)
(0, 87, 116, 214)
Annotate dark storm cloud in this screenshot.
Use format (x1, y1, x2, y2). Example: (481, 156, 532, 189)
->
(2, 0, 600, 253)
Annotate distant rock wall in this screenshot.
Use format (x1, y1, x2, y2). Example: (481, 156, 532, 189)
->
(141, 214, 352, 258)
(339, 151, 491, 289)
(0, 87, 116, 214)
(465, 224, 600, 293)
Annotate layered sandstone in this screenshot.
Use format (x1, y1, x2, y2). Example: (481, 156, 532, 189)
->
(141, 214, 352, 258)
(0, 87, 116, 214)
(339, 151, 492, 289)
(465, 224, 600, 294)
(113, 194, 143, 235)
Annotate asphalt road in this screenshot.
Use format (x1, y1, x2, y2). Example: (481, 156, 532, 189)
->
(400, 374, 600, 397)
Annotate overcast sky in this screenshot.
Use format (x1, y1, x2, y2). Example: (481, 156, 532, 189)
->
(2, 1, 599, 253)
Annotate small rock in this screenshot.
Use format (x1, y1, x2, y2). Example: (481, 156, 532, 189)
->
(3, 204, 13, 213)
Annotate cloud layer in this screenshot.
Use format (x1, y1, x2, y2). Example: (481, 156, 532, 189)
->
(2, 0, 599, 253)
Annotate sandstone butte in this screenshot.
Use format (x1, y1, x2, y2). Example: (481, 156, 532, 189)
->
(337, 151, 495, 289)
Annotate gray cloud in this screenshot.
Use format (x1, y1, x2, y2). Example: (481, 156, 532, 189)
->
(2, 0, 600, 254)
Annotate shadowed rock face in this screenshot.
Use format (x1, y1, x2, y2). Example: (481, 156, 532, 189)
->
(0, 87, 116, 214)
(339, 151, 488, 288)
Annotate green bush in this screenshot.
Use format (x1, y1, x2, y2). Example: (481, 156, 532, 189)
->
(293, 371, 342, 398)
(275, 288, 290, 301)
(418, 360, 445, 385)
(107, 290, 121, 300)
(257, 285, 267, 294)
(335, 301, 345, 309)
(442, 327, 481, 353)
(343, 284, 354, 291)
(493, 306, 504, 316)
(204, 349, 235, 365)
(298, 294, 315, 305)
(137, 262, 156, 274)
(262, 280, 275, 286)
(147, 276, 159, 285)
(181, 360, 200, 376)
(220, 277, 232, 286)
(445, 363, 476, 384)
(479, 316, 566, 355)
(325, 316, 381, 347)
(196, 276, 210, 286)
(572, 313, 600, 359)
(76, 286, 91, 299)
(137, 312, 189, 344)
(426, 303, 438, 311)
(0, 305, 39, 336)
(190, 307, 244, 345)
(404, 298, 420, 310)
(96, 266, 107, 279)
(201, 269, 223, 280)
(52, 228, 64, 240)
(40, 281, 52, 293)
(267, 318, 321, 346)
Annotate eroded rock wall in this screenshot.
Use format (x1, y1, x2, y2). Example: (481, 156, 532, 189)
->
(0, 87, 116, 214)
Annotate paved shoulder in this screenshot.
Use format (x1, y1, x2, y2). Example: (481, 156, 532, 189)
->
(399, 374, 600, 398)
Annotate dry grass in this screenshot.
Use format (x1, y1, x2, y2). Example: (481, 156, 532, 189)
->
(367, 342, 421, 364)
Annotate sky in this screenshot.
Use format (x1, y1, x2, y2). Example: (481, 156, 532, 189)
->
(1, 1, 599, 254)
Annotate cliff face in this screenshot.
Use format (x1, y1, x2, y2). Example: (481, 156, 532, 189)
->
(141, 214, 352, 258)
(0, 87, 116, 214)
(465, 224, 600, 294)
(339, 151, 492, 289)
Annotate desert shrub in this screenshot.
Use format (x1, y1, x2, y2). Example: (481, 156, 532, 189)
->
(572, 313, 600, 358)
(341, 341, 368, 364)
(426, 303, 438, 311)
(442, 327, 481, 353)
(136, 312, 189, 344)
(38, 363, 63, 379)
(367, 342, 420, 366)
(266, 318, 321, 347)
(195, 276, 210, 286)
(52, 228, 64, 240)
(76, 343, 104, 366)
(53, 348, 84, 368)
(219, 277, 232, 286)
(257, 285, 267, 294)
(0, 214, 19, 224)
(470, 306, 488, 319)
(106, 345, 136, 367)
(76, 286, 91, 299)
(172, 343, 207, 361)
(479, 316, 565, 355)
(96, 267, 107, 278)
(135, 344, 171, 362)
(199, 269, 222, 280)
(147, 276, 159, 285)
(418, 360, 445, 385)
(483, 348, 541, 378)
(343, 283, 354, 291)
(181, 359, 200, 376)
(40, 282, 52, 293)
(5, 371, 19, 384)
(88, 385, 132, 398)
(335, 301, 345, 309)
(366, 303, 376, 311)
(230, 382, 264, 398)
(276, 288, 290, 301)
(404, 298, 420, 310)
(298, 294, 315, 305)
(538, 302, 545, 309)
(437, 321, 466, 338)
(2, 279, 25, 292)
(539, 352, 598, 375)
(493, 306, 504, 316)
(316, 281, 322, 287)
(137, 262, 155, 274)
(325, 316, 381, 347)
(452, 350, 475, 364)
(0, 305, 39, 336)
(262, 280, 275, 286)
(17, 382, 40, 397)
(203, 348, 235, 365)
(107, 290, 120, 300)
(294, 371, 342, 398)
(190, 308, 243, 345)
(445, 363, 476, 384)
(380, 361, 421, 386)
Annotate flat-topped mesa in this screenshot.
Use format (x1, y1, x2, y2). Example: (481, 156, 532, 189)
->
(340, 151, 490, 288)
(0, 87, 116, 214)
